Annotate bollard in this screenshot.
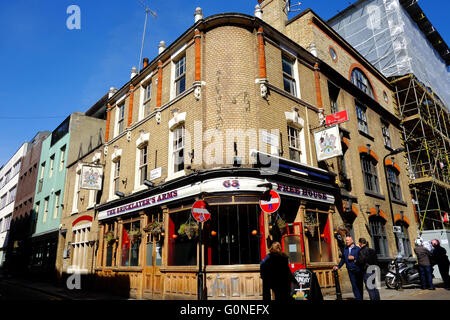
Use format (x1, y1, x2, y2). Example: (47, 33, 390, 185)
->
(333, 269, 342, 300)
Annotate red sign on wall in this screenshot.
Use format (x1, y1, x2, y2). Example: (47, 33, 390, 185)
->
(325, 110, 348, 126)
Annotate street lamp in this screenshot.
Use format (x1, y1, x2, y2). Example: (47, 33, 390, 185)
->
(383, 147, 405, 290)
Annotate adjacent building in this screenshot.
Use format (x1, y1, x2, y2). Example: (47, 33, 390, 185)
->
(328, 0, 450, 276)
(6, 131, 50, 275)
(30, 111, 107, 279)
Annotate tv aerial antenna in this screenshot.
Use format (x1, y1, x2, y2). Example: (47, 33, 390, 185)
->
(286, 0, 302, 12)
(137, 0, 157, 70)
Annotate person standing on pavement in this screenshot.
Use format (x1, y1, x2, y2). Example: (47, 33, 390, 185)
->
(333, 236, 364, 300)
(260, 242, 297, 301)
(414, 238, 435, 290)
(356, 238, 380, 300)
(431, 239, 450, 289)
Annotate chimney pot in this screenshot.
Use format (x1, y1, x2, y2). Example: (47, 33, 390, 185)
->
(255, 4, 263, 19)
(194, 7, 203, 23)
(131, 66, 138, 79)
(143, 58, 149, 69)
(158, 41, 166, 54)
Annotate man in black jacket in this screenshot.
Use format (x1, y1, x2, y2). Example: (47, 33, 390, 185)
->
(431, 239, 450, 289)
(356, 238, 380, 300)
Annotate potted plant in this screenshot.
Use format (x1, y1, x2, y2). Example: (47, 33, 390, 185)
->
(104, 232, 117, 246)
(129, 229, 142, 243)
(178, 221, 199, 240)
(144, 220, 164, 237)
(276, 216, 287, 234)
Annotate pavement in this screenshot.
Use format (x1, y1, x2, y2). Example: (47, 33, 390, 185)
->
(0, 274, 128, 300)
(323, 279, 450, 300)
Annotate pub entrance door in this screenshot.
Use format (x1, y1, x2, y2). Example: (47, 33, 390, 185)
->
(281, 222, 306, 273)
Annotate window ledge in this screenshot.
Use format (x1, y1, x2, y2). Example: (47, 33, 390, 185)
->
(364, 191, 385, 200)
(358, 130, 375, 141)
(391, 199, 407, 206)
(71, 211, 79, 216)
(384, 145, 394, 152)
(165, 170, 186, 182)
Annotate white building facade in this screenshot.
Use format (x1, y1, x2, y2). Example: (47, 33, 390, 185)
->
(0, 142, 29, 266)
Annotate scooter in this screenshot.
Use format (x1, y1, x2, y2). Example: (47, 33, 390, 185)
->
(385, 255, 421, 289)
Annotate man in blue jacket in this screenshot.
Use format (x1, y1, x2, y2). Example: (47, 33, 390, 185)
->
(333, 235, 364, 300)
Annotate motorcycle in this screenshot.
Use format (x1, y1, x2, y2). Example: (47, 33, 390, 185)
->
(385, 255, 422, 289)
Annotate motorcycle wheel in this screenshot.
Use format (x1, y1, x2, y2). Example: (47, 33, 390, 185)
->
(385, 275, 398, 289)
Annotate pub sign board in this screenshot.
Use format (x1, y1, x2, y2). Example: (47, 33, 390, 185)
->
(80, 165, 103, 190)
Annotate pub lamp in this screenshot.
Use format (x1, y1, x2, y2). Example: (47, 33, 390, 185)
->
(172, 234, 178, 239)
(115, 191, 125, 198)
(211, 231, 217, 236)
(143, 179, 154, 188)
(251, 230, 258, 236)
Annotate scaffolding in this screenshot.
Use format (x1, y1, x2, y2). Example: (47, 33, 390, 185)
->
(391, 74, 450, 232)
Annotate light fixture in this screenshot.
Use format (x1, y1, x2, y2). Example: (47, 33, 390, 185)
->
(115, 191, 125, 198)
(143, 179, 154, 188)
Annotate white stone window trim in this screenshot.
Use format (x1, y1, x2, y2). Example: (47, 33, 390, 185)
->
(139, 73, 154, 121)
(114, 96, 126, 138)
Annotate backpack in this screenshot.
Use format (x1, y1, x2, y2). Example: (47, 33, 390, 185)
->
(367, 247, 378, 266)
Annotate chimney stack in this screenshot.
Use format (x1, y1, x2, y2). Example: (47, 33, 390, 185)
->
(130, 66, 138, 79)
(194, 7, 203, 23)
(143, 58, 149, 69)
(158, 41, 166, 54)
(256, 0, 288, 34)
(108, 87, 118, 98)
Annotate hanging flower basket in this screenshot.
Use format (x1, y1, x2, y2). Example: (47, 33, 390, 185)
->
(129, 229, 142, 243)
(276, 216, 287, 234)
(144, 220, 164, 237)
(178, 221, 199, 240)
(104, 232, 117, 246)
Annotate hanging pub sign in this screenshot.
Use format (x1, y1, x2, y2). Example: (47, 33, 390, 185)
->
(314, 125, 343, 161)
(80, 165, 103, 190)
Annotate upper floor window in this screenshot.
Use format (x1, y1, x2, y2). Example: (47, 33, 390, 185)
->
(59, 146, 66, 171)
(53, 191, 60, 219)
(49, 155, 55, 178)
(282, 55, 297, 97)
(361, 154, 380, 194)
(387, 167, 402, 201)
(172, 126, 185, 174)
(2, 214, 10, 232)
(8, 186, 17, 204)
(351, 68, 374, 99)
(144, 82, 152, 117)
(117, 103, 125, 134)
(0, 195, 6, 209)
(381, 120, 392, 148)
(174, 56, 186, 96)
(114, 160, 121, 193)
(43, 197, 49, 223)
(38, 162, 45, 193)
(139, 146, 148, 186)
(13, 160, 21, 176)
(356, 103, 369, 134)
(288, 126, 301, 163)
(5, 170, 11, 184)
(328, 81, 340, 114)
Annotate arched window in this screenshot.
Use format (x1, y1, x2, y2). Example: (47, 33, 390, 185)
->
(351, 68, 374, 99)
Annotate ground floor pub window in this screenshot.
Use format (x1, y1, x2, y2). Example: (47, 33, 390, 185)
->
(269, 197, 299, 244)
(205, 204, 261, 265)
(304, 205, 333, 263)
(168, 210, 197, 266)
(121, 219, 141, 267)
(144, 210, 163, 267)
(103, 222, 116, 267)
(396, 221, 412, 257)
(71, 226, 90, 271)
(369, 216, 389, 258)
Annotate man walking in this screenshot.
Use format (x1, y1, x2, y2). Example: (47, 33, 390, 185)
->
(333, 236, 363, 300)
(356, 238, 380, 300)
(431, 239, 450, 289)
(414, 238, 435, 290)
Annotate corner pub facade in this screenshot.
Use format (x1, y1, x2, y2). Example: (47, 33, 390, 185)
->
(87, 4, 416, 299)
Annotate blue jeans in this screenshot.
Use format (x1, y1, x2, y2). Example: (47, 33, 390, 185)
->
(348, 270, 363, 300)
(363, 271, 380, 300)
(418, 265, 434, 289)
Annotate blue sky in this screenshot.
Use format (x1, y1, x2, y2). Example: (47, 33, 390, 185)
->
(0, 0, 448, 166)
